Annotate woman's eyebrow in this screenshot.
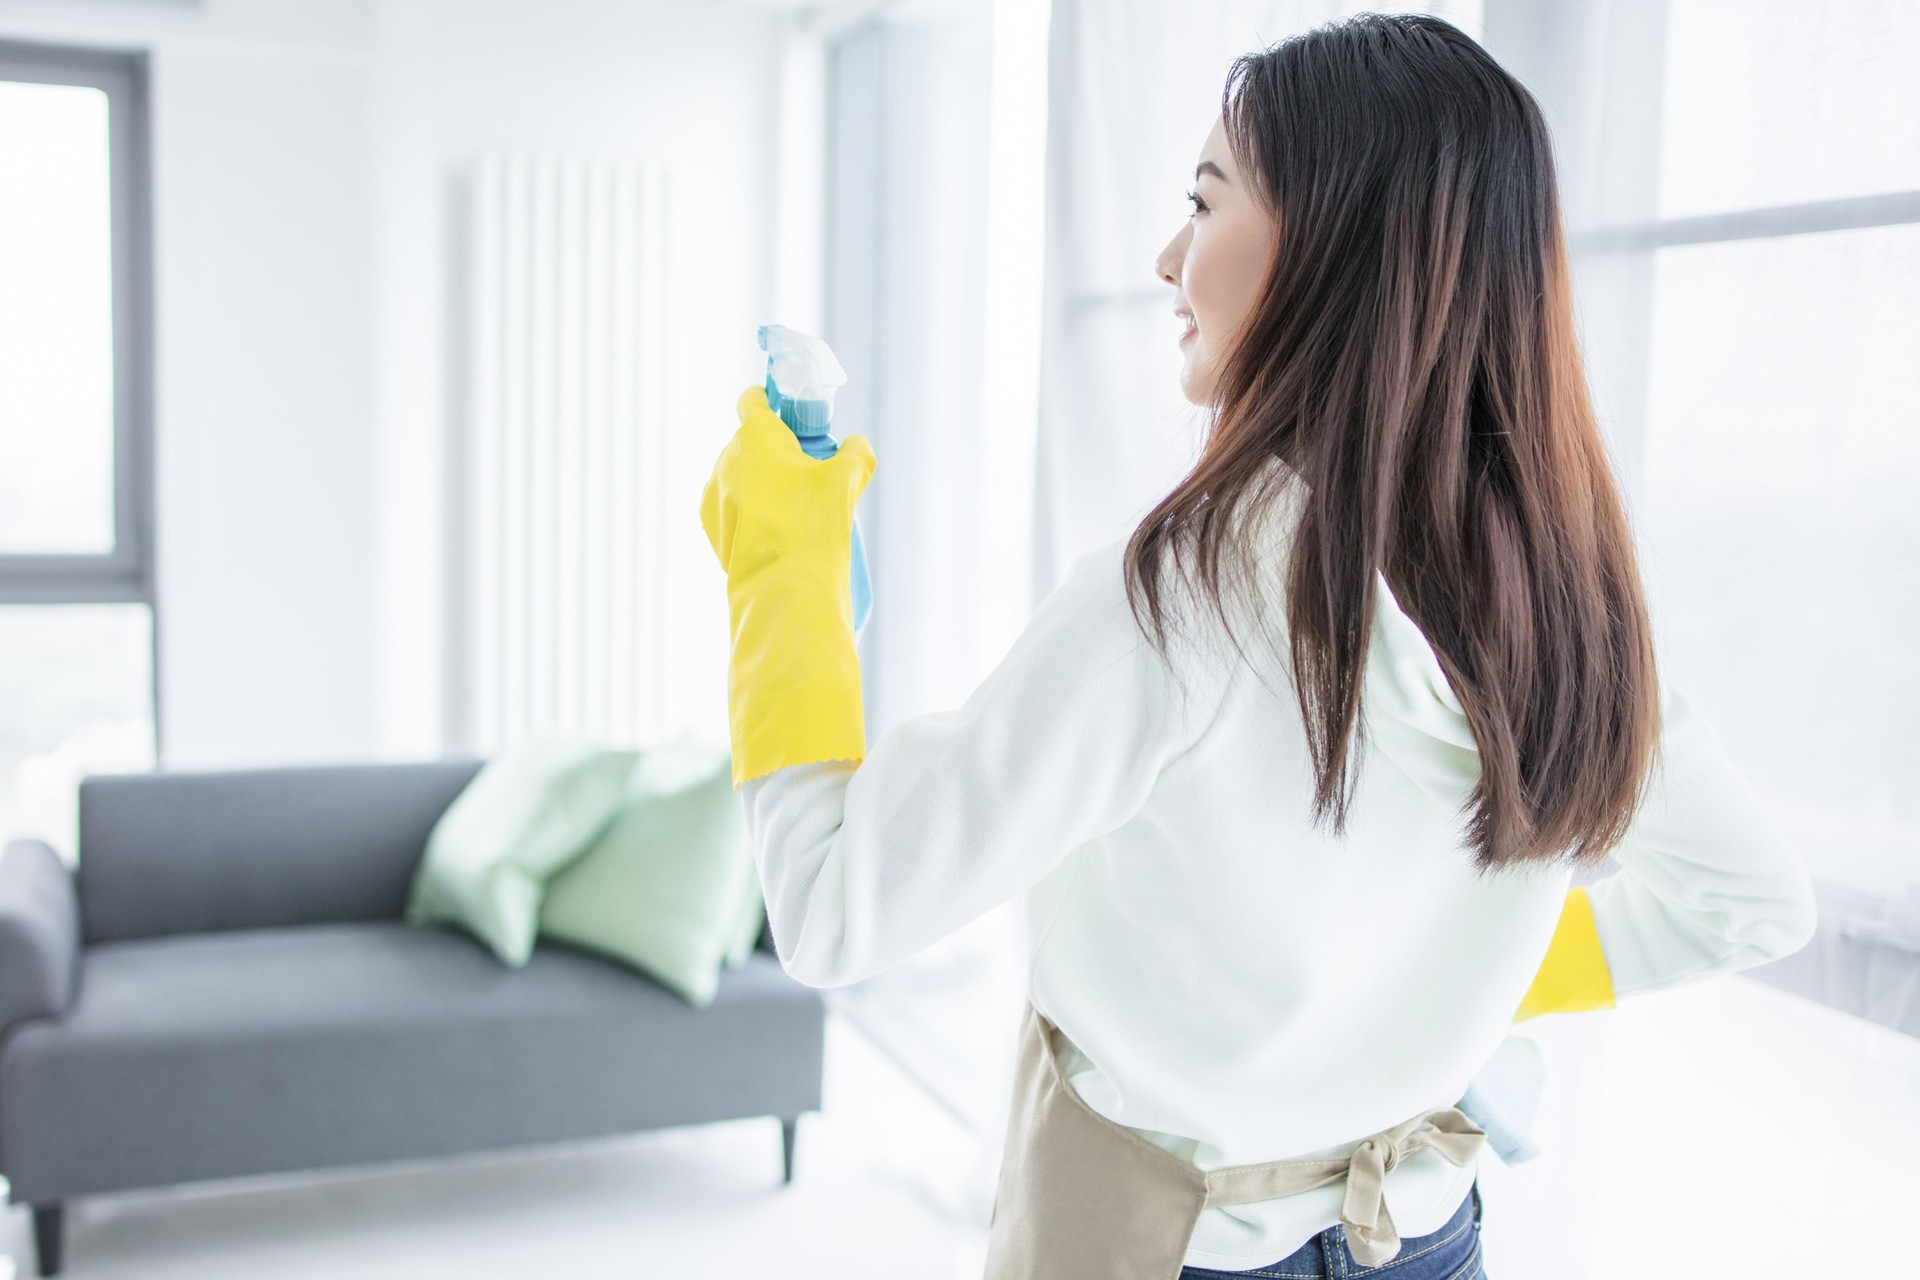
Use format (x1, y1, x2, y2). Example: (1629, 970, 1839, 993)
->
(1195, 160, 1229, 183)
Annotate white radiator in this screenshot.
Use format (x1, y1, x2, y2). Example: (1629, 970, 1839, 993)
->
(461, 154, 671, 752)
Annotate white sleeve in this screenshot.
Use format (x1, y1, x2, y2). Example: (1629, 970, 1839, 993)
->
(1585, 681, 1818, 998)
(736, 535, 1241, 989)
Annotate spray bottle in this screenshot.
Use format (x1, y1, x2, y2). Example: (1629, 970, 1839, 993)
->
(757, 323, 873, 638)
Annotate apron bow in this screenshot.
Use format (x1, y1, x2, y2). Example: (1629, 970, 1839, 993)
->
(1338, 1108, 1487, 1266)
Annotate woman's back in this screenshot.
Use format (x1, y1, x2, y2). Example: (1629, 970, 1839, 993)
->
(1026, 519, 1569, 1269)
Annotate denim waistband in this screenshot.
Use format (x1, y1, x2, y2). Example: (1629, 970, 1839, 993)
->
(1179, 1182, 1483, 1279)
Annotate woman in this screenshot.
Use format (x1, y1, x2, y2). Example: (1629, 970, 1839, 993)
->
(699, 13, 1816, 1279)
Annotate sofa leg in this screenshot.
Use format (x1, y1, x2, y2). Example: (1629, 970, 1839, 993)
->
(780, 1116, 798, 1184)
(32, 1201, 64, 1277)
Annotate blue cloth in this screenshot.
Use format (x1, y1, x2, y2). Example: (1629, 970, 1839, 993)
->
(1178, 1183, 1484, 1278)
(1456, 1034, 1546, 1165)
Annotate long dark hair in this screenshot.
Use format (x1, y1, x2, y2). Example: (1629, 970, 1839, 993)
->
(1127, 12, 1662, 871)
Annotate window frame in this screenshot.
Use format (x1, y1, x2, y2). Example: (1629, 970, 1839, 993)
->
(0, 37, 156, 609)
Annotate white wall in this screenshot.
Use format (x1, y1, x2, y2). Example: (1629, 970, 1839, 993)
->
(369, 0, 790, 760)
(0, 0, 789, 767)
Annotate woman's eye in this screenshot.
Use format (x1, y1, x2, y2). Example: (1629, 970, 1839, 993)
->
(1185, 189, 1208, 216)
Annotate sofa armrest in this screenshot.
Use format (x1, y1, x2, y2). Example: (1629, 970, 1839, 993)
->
(0, 838, 80, 1037)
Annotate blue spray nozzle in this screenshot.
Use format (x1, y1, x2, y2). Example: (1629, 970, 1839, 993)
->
(758, 324, 847, 440)
(764, 370, 834, 437)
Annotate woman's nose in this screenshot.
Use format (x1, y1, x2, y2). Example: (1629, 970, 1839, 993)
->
(1155, 232, 1184, 286)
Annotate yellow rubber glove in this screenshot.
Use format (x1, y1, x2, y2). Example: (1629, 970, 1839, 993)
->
(1514, 886, 1617, 1021)
(699, 384, 877, 788)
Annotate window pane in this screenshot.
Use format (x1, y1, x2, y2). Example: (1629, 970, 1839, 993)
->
(1659, 0, 1920, 218)
(0, 604, 154, 859)
(0, 80, 116, 554)
(1637, 222, 1920, 898)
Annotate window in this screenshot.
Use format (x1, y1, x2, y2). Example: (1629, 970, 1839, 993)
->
(1546, 0, 1920, 1271)
(0, 38, 157, 857)
(1596, 0, 1920, 1030)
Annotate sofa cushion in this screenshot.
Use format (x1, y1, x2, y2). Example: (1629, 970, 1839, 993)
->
(723, 860, 769, 968)
(0, 920, 825, 1203)
(538, 732, 760, 1008)
(405, 738, 640, 966)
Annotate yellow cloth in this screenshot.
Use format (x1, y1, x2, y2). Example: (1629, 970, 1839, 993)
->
(699, 384, 877, 788)
(1514, 886, 1616, 1021)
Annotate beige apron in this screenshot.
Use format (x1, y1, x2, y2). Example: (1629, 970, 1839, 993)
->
(983, 999, 1486, 1280)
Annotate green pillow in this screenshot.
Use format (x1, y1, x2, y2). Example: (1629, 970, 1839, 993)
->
(406, 736, 640, 966)
(537, 730, 755, 1006)
(723, 856, 768, 968)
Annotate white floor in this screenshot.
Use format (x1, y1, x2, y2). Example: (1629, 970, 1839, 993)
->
(0, 1005, 1000, 1280)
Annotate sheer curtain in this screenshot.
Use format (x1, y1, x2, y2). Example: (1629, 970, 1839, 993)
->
(802, 0, 1056, 1242)
(1036, 1, 1918, 1275)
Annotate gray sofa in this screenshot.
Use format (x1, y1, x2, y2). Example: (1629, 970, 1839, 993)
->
(0, 759, 825, 1277)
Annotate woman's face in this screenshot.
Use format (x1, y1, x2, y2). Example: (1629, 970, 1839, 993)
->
(1155, 116, 1278, 407)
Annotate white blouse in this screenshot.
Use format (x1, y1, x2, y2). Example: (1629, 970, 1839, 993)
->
(737, 487, 1817, 1271)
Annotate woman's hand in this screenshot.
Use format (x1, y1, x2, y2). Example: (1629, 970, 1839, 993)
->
(700, 384, 875, 577)
(697, 384, 877, 787)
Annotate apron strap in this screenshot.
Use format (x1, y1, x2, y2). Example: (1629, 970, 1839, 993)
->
(1201, 1106, 1486, 1267)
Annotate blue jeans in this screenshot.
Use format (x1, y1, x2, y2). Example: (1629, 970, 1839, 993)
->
(1177, 1183, 1485, 1279)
